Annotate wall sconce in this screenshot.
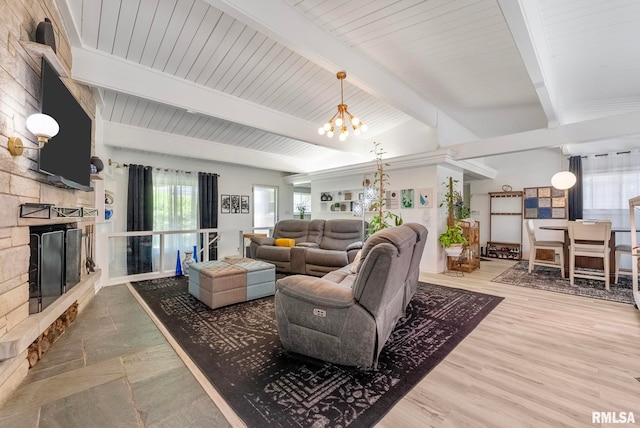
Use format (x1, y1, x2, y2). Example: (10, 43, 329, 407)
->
(8, 113, 59, 156)
(108, 159, 125, 175)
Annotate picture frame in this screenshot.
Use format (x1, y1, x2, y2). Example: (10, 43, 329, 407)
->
(241, 195, 250, 214)
(417, 187, 433, 208)
(524, 186, 567, 219)
(401, 188, 414, 208)
(231, 195, 240, 214)
(221, 194, 231, 213)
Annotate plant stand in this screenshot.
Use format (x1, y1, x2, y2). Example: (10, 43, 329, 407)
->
(444, 254, 465, 277)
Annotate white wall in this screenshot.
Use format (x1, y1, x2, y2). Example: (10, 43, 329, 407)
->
(470, 148, 567, 259)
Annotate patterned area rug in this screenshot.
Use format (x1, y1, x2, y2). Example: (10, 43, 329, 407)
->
(492, 261, 634, 304)
(131, 277, 502, 428)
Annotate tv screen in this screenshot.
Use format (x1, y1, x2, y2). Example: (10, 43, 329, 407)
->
(39, 58, 92, 189)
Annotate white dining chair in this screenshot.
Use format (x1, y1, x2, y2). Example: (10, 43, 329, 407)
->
(568, 220, 612, 290)
(614, 244, 632, 284)
(525, 220, 565, 277)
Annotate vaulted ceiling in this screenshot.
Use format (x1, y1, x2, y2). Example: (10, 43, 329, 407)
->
(56, 0, 640, 173)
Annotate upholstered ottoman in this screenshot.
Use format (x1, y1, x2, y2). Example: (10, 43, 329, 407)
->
(189, 260, 247, 309)
(226, 258, 276, 300)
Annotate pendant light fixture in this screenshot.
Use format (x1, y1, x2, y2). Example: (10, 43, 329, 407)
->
(318, 71, 367, 141)
(551, 147, 576, 190)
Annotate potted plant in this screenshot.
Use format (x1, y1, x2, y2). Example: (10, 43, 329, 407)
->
(368, 142, 402, 236)
(296, 202, 307, 219)
(438, 222, 468, 257)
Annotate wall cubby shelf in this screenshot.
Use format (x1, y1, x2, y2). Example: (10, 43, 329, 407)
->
(20, 204, 98, 219)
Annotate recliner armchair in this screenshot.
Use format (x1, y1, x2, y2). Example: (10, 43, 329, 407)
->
(274, 223, 428, 368)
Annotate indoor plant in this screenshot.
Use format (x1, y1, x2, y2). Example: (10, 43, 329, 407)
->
(296, 202, 307, 219)
(438, 222, 468, 256)
(368, 142, 402, 236)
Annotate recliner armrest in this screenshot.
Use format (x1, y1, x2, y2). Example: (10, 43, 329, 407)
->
(251, 237, 275, 246)
(346, 241, 363, 251)
(276, 275, 355, 308)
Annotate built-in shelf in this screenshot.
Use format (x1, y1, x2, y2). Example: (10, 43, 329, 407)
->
(20, 203, 98, 219)
(20, 40, 69, 78)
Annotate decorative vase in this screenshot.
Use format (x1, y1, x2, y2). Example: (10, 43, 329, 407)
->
(182, 251, 195, 276)
(91, 156, 104, 172)
(175, 250, 182, 276)
(321, 193, 327, 201)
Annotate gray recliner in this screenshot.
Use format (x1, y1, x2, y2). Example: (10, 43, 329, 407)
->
(274, 223, 428, 368)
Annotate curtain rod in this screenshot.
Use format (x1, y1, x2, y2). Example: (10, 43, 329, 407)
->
(109, 159, 219, 176)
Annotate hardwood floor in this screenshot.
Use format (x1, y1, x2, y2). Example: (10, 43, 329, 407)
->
(377, 259, 640, 428)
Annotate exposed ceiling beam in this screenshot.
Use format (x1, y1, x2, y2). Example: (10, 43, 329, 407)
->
(498, 0, 561, 127)
(102, 122, 369, 173)
(70, 46, 351, 152)
(203, 0, 446, 130)
(450, 109, 640, 160)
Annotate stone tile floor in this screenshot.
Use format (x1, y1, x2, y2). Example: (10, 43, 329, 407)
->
(0, 284, 231, 428)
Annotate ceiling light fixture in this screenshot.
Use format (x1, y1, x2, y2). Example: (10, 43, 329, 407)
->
(8, 113, 59, 156)
(318, 71, 367, 142)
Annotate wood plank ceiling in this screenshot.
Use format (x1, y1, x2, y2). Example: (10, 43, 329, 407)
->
(62, 0, 640, 172)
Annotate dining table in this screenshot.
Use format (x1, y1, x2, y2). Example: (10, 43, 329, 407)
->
(539, 225, 630, 281)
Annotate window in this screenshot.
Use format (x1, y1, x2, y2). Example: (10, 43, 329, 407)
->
(583, 150, 640, 228)
(294, 192, 312, 215)
(153, 169, 198, 270)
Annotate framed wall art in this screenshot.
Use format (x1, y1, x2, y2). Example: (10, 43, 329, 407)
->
(231, 195, 240, 213)
(221, 194, 230, 213)
(241, 195, 250, 214)
(401, 188, 414, 208)
(523, 186, 567, 219)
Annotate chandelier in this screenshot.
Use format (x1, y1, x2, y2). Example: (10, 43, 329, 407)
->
(318, 71, 367, 141)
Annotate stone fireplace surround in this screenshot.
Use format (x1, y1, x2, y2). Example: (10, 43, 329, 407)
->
(0, 0, 100, 405)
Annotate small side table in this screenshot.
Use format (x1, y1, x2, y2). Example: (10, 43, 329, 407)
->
(242, 233, 267, 257)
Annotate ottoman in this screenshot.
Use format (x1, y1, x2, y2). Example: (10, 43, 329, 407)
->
(189, 260, 247, 309)
(226, 258, 276, 300)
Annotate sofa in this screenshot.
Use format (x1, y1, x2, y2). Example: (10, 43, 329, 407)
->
(274, 223, 428, 368)
(249, 219, 366, 276)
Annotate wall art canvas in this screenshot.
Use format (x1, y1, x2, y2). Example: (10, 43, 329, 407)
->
(386, 190, 399, 209)
(401, 189, 414, 208)
(524, 186, 567, 219)
(221, 195, 231, 213)
(417, 188, 433, 208)
(241, 195, 250, 214)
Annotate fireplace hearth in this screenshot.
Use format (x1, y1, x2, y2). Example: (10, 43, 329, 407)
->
(29, 223, 82, 314)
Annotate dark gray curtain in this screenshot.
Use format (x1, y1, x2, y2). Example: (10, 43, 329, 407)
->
(568, 156, 583, 221)
(198, 172, 218, 260)
(127, 164, 153, 274)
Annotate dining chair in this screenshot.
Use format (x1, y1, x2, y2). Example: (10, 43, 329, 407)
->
(524, 220, 565, 277)
(614, 244, 632, 284)
(568, 220, 612, 290)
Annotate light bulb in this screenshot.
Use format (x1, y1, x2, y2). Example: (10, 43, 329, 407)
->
(339, 133, 347, 141)
(351, 117, 359, 125)
(327, 130, 334, 138)
(354, 128, 361, 136)
(361, 123, 368, 132)
(335, 117, 343, 127)
(318, 127, 325, 135)
(323, 122, 331, 131)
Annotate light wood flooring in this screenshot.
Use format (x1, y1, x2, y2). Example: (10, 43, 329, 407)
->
(1, 259, 639, 427)
(378, 259, 640, 428)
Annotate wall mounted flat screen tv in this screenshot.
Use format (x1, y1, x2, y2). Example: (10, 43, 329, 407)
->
(39, 57, 93, 190)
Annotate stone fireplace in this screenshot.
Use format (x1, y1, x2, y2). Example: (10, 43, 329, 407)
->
(0, 0, 100, 406)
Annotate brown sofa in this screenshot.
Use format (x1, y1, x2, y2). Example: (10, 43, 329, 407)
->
(249, 219, 365, 276)
(274, 223, 428, 368)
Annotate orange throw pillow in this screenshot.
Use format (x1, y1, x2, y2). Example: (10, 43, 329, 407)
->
(275, 238, 296, 247)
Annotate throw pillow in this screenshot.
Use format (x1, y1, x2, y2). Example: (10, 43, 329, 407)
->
(350, 250, 363, 273)
(275, 238, 296, 247)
